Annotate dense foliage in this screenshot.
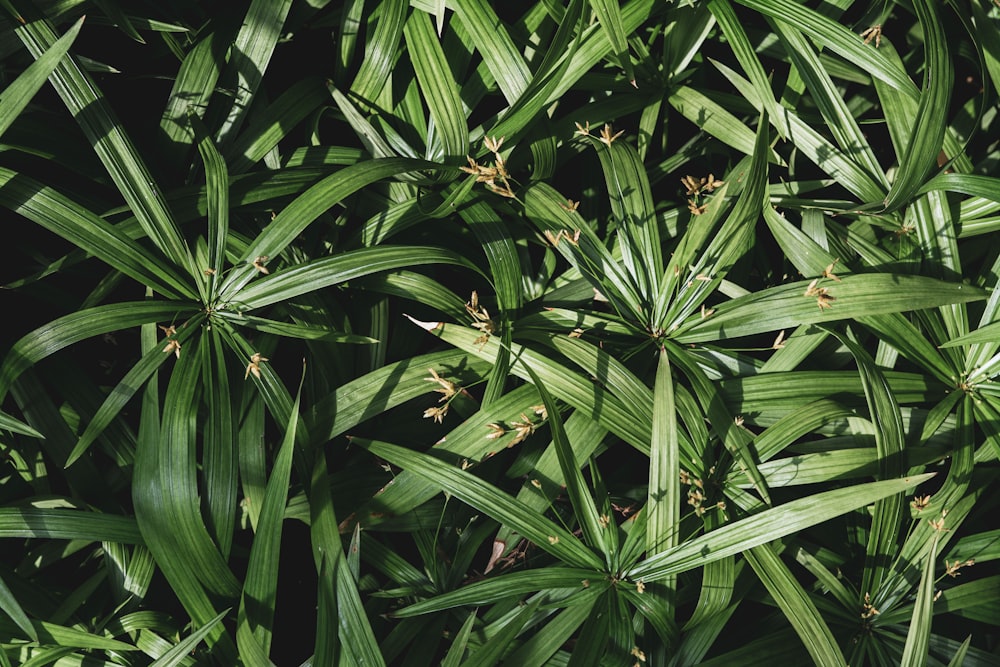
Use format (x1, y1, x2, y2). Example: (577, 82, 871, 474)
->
(1, 0, 999, 665)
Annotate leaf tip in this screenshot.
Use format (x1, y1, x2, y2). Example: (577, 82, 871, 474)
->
(404, 314, 442, 331)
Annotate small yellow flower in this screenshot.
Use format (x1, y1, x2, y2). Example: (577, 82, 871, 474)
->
(422, 405, 448, 424)
(635, 581, 645, 594)
(159, 325, 181, 359)
(944, 558, 975, 577)
(245, 352, 269, 380)
(486, 423, 506, 440)
(822, 259, 843, 282)
(252, 256, 270, 275)
(559, 199, 580, 212)
(861, 24, 882, 48)
(703, 174, 724, 192)
(483, 135, 504, 154)
(816, 291, 836, 310)
(466, 291, 496, 347)
(681, 175, 702, 195)
(861, 592, 880, 618)
(425, 368, 458, 401)
(574, 121, 592, 137)
(509, 413, 535, 446)
(598, 123, 624, 147)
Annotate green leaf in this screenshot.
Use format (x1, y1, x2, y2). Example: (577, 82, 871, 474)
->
(211, 0, 293, 146)
(666, 340, 771, 505)
(15, 16, 200, 287)
(0, 572, 38, 641)
(0, 508, 141, 543)
(452, 0, 531, 102)
(674, 274, 988, 343)
(225, 77, 330, 174)
(354, 438, 605, 570)
(335, 552, 387, 667)
(660, 113, 769, 331)
(395, 567, 604, 617)
(66, 318, 202, 468)
(628, 473, 934, 581)
(0, 409, 43, 439)
(881, 0, 952, 212)
(462, 599, 539, 667)
(229, 245, 478, 310)
(588, 0, 635, 85)
(237, 366, 303, 658)
(0, 302, 200, 402)
(771, 18, 886, 190)
(159, 28, 224, 165)
(732, 0, 916, 94)
(647, 348, 680, 564)
(667, 86, 760, 158)
(0, 618, 137, 652)
(217, 158, 446, 299)
(441, 610, 477, 667)
(595, 138, 662, 308)
(407, 319, 650, 453)
(0, 15, 81, 139)
(899, 534, 939, 667)
(522, 361, 610, 562)
(149, 609, 229, 667)
(826, 328, 906, 596)
(499, 600, 595, 667)
(744, 545, 845, 666)
(404, 10, 468, 160)
(350, 0, 408, 106)
(0, 167, 194, 300)
(709, 0, 784, 138)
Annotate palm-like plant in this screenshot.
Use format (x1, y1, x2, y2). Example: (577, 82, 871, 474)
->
(1, 1, 998, 665)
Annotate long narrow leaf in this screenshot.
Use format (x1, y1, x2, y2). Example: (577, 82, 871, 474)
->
(674, 274, 988, 343)
(15, 16, 199, 285)
(628, 473, 934, 581)
(354, 437, 605, 570)
(0, 302, 199, 401)
(744, 545, 845, 666)
(0, 16, 81, 139)
(881, 0, 952, 212)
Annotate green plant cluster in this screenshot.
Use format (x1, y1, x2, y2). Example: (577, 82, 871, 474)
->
(1, 0, 999, 665)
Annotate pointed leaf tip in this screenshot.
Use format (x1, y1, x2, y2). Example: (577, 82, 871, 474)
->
(404, 314, 442, 331)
